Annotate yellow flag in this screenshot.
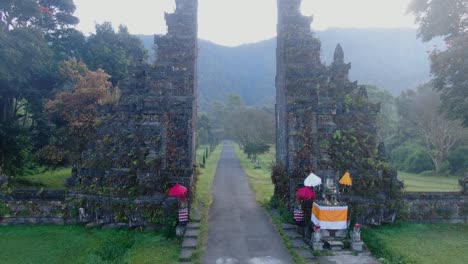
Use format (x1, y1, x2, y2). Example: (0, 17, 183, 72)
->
(339, 171, 352, 186)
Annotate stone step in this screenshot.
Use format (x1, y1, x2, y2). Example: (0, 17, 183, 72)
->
(186, 222, 200, 229)
(179, 248, 194, 262)
(325, 240, 345, 251)
(291, 238, 307, 248)
(285, 230, 301, 239)
(182, 237, 198, 249)
(281, 223, 297, 231)
(185, 229, 200, 238)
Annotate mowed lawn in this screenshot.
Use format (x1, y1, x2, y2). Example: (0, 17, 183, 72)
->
(0, 225, 180, 264)
(233, 144, 275, 204)
(363, 223, 468, 264)
(398, 171, 461, 192)
(13, 167, 71, 189)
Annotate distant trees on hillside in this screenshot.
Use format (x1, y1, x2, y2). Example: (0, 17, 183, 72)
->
(199, 94, 275, 159)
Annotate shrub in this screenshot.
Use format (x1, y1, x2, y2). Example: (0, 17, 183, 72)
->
(447, 147, 468, 175)
(35, 145, 68, 167)
(405, 149, 434, 173)
(391, 144, 434, 173)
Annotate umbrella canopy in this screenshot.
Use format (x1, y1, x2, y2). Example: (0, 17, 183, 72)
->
(168, 184, 188, 200)
(304, 173, 322, 187)
(339, 171, 352, 186)
(296, 187, 316, 201)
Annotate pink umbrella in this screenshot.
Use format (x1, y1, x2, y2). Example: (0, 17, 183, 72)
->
(168, 184, 188, 200)
(296, 187, 316, 201)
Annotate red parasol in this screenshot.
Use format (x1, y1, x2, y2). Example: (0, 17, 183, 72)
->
(168, 184, 188, 200)
(296, 187, 316, 201)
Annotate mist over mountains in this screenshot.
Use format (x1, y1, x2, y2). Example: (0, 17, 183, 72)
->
(139, 28, 441, 110)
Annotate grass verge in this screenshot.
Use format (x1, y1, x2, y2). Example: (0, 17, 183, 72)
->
(398, 171, 461, 192)
(191, 144, 222, 264)
(233, 144, 274, 204)
(362, 223, 468, 264)
(0, 225, 180, 264)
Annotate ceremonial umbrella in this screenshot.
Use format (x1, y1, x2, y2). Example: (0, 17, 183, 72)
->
(168, 184, 188, 200)
(339, 171, 352, 186)
(296, 187, 316, 201)
(304, 172, 322, 187)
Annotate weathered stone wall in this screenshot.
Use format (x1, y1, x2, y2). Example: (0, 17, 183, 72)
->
(0, 189, 178, 227)
(68, 0, 198, 225)
(0, 190, 68, 225)
(0, 0, 198, 227)
(275, 0, 402, 224)
(402, 192, 467, 223)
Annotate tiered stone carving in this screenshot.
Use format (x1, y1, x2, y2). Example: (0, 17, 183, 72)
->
(71, 0, 198, 226)
(276, 0, 401, 224)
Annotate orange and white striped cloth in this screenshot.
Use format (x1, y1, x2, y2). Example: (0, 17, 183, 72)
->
(311, 202, 348, 230)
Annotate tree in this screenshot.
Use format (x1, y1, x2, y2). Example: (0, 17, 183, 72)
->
(83, 22, 148, 85)
(244, 142, 270, 162)
(0, 0, 79, 175)
(226, 107, 275, 148)
(197, 113, 212, 146)
(401, 86, 465, 174)
(365, 85, 399, 149)
(0, 0, 79, 37)
(408, 0, 468, 126)
(0, 27, 56, 175)
(46, 59, 119, 165)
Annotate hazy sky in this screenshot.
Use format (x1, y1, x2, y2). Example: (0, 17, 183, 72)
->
(74, 0, 416, 47)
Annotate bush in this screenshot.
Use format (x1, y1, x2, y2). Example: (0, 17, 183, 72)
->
(405, 149, 434, 173)
(391, 144, 434, 173)
(35, 145, 68, 167)
(447, 147, 468, 175)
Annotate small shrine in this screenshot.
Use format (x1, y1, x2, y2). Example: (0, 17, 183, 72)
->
(295, 172, 364, 252)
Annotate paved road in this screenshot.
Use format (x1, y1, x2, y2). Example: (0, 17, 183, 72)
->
(204, 143, 293, 264)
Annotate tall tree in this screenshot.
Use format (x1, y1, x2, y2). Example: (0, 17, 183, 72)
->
(0, 0, 79, 175)
(409, 0, 468, 126)
(399, 86, 465, 174)
(83, 22, 148, 85)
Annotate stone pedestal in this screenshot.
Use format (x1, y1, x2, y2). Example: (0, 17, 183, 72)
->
(351, 241, 364, 252)
(460, 175, 468, 194)
(312, 242, 324, 251)
(176, 225, 186, 236)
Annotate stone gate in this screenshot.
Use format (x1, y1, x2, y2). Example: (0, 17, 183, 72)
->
(275, 0, 402, 225)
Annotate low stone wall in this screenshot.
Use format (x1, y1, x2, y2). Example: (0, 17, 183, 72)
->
(0, 190, 68, 225)
(0, 190, 178, 227)
(402, 192, 467, 223)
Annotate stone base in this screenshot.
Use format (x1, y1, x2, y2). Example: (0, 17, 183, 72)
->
(176, 225, 186, 236)
(312, 242, 324, 251)
(351, 241, 364, 252)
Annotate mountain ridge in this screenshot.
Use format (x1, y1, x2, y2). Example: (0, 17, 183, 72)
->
(138, 28, 441, 110)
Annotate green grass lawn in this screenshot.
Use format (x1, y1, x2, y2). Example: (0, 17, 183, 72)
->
(398, 171, 461, 192)
(363, 223, 468, 264)
(233, 144, 275, 204)
(12, 167, 71, 190)
(191, 144, 222, 264)
(0, 225, 180, 264)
